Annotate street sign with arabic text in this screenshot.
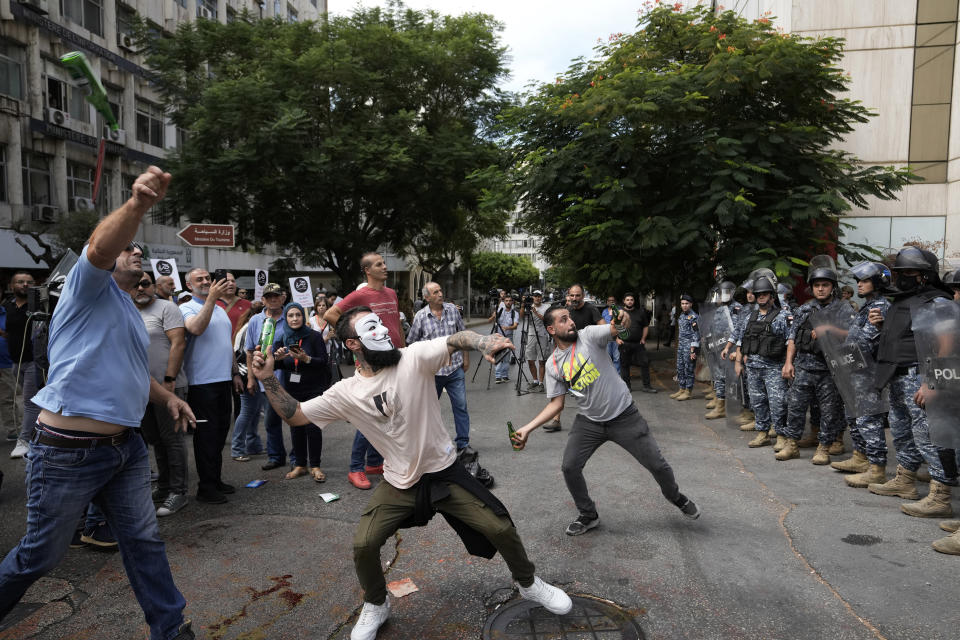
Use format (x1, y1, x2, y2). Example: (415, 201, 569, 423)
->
(176, 223, 235, 248)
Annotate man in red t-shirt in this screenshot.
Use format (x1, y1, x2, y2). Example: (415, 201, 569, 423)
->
(216, 271, 252, 339)
(324, 252, 406, 490)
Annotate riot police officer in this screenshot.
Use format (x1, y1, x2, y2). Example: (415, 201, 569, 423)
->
(735, 275, 789, 449)
(868, 247, 958, 518)
(671, 294, 699, 401)
(704, 281, 741, 420)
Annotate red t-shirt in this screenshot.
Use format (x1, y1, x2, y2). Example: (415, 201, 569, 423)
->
(336, 286, 405, 346)
(217, 297, 252, 337)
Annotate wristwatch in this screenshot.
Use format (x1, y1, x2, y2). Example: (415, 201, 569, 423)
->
(163, 375, 176, 383)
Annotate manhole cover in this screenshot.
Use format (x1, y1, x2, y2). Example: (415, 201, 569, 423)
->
(483, 594, 645, 639)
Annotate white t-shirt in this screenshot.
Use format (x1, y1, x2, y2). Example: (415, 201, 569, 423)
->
(300, 337, 457, 489)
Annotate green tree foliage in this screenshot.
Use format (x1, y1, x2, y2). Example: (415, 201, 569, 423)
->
(147, 3, 511, 283)
(499, 5, 913, 295)
(469, 251, 540, 294)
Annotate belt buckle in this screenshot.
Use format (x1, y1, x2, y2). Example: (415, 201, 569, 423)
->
(109, 432, 126, 446)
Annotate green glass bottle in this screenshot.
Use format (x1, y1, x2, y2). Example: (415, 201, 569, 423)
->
(507, 421, 521, 451)
(610, 304, 630, 340)
(259, 317, 276, 353)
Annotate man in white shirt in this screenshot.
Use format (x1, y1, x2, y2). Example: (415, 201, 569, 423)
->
(250, 305, 572, 640)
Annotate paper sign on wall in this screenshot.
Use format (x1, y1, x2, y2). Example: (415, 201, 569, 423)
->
(254, 269, 268, 300)
(289, 276, 314, 308)
(150, 258, 182, 292)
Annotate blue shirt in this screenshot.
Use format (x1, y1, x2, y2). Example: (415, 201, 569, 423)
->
(406, 302, 465, 376)
(245, 311, 286, 391)
(33, 246, 151, 427)
(0, 305, 10, 368)
(180, 297, 234, 385)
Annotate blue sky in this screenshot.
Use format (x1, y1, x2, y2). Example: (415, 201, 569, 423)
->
(335, 1, 646, 94)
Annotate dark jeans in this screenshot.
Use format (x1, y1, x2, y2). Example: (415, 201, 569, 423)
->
(0, 430, 186, 639)
(140, 388, 189, 495)
(561, 404, 680, 519)
(291, 424, 323, 468)
(265, 402, 286, 465)
(619, 342, 651, 389)
(187, 381, 233, 495)
(350, 431, 383, 472)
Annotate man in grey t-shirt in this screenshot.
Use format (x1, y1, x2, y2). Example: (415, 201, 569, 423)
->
(134, 273, 189, 516)
(512, 307, 701, 536)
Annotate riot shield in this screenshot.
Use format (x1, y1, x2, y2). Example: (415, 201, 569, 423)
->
(913, 300, 960, 449)
(811, 301, 887, 418)
(723, 355, 746, 429)
(700, 303, 734, 380)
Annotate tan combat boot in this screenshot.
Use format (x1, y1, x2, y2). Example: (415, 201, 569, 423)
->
(932, 529, 960, 555)
(796, 427, 819, 448)
(773, 435, 785, 452)
(939, 520, 960, 533)
(811, 444, 831, 465)
(705, 388, 716, 400)
(675, 389, 692, 401)
(775, 438, 799, 461)
(748, 431, 771, 448)
(767, 426, 777, 437)
(831, 450, 869, 473)
(739, 420, 756, 432)
(705, 399, 726, 420)
(845, 464, 886, 488)
(669, 388, 684, 399)
(828, 439, 845, 456)
(735, 409, 754, 425)
(705, 398, 718, 410)
(868, 465, 919, 500)
(901, 481, 954, 518)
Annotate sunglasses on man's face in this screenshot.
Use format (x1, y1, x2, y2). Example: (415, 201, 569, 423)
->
(124, 241, 143, 253)
(136, 280, 153, 289)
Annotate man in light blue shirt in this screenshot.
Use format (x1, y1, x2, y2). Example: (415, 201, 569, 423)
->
(0, 168, 197, 640)
(181, 268, 242, 504)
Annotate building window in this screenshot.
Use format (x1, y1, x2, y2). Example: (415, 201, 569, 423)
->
(0, 43, 23, 101)
(197, 0, 217, 19)
(135, 99, 165, 147)
(21, 153, 52, 206)
(909, 0, 958, 183)
(46, 76, 91, 123)
(288, 4, 298, 22)
(61, 0, 103, 37)
(66, 162, 94, 211)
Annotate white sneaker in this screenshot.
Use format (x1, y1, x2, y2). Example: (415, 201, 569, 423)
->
(518, 576, 572, 615)
(350, 597, 390, 640)
(10, 439, 28, 459)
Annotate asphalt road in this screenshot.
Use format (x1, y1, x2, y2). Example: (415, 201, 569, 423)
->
(1, 348, 958, 639)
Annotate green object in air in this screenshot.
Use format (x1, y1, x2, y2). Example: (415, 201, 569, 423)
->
(59, 51, 119, 130)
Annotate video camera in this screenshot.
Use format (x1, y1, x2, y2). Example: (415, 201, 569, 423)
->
(27, 250, 79, 321)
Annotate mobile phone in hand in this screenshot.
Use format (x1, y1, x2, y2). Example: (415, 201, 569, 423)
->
(213, 268, 227, 282)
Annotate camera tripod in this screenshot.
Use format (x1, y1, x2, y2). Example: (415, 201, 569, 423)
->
(511, 304, 550, 396)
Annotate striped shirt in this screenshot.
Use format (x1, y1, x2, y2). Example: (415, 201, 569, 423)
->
(406, 302, 466, 376)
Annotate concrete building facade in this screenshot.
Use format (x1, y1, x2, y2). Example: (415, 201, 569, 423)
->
(0, 0, 326, 278)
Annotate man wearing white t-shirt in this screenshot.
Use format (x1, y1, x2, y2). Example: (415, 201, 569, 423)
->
(251, 305, 572, 640)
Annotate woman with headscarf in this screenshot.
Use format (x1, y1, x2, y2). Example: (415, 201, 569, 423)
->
(272, 302, 331, 481)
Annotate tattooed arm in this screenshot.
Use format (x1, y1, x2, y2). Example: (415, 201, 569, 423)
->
(250, 346, 311, 426)
(446, 330, 514, 363)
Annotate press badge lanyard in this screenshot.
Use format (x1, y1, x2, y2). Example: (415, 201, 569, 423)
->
(289, 339, 303, 383)
(553, 343, 588, 384)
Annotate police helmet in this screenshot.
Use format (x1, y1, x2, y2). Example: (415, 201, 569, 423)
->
(806, 254, 839, 284)
(748, 268, 778, 286)
(752, 276, 776, 294)
(892, 246, 938, 273)
(719, 280, 736, 302)
(850, 261, 891, 290)
(740, 278, 754, 292)
(941, 270, 959, 286)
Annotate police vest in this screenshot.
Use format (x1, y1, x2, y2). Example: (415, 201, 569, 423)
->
(875, 288, 947, 387)
(795, 312, 819, 354)
(741, 308, 785, 359)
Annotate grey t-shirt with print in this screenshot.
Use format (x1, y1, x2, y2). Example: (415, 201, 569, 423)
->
(138, 298, 188, 388)
(544, 324, 632, 422)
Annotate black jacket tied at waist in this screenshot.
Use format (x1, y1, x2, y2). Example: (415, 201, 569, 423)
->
(399, 459, 510, 559)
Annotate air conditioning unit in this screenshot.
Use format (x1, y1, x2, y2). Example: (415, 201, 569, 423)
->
(198, 6, 213, 19)
(103, 126, 127, 145)
(47, 107, 69, 127)
(118, 32, 138, 52)
(72, 197, 95, 212)
(31, 204, 58, 223)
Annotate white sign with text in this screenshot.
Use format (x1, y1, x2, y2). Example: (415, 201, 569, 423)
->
(289, 276, 314, 308)
(150, 258, 182, 292)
